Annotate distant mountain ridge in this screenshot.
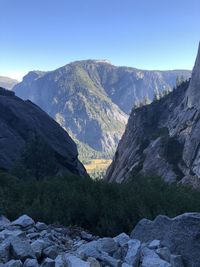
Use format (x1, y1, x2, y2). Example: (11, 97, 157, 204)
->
(0, 76, 18, 90)
(13, 60, 191, 160)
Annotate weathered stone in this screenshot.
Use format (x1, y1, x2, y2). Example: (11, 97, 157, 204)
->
(4, 260, 23, 267)
(156, 247, 171, 262)
(65, 255, 90, 267)
(77, 241, 100, 258)
(87, 257, 101, 267)
(43, 245, 59, 259)
(31, 239, 45, 259)
(98, 251, 122, 267)
(11, 215, 34, 228)
(170, 255, 184, 267)
(0, 239, 10, 263)
(55, 255, 66, 267)
(27, 233, 40, 240)
(148, 240, 161, 249)
(112, 247, 124, 260)
(0, 229, 25, 241)
(81, 231, 93, 241)
(113, 233, 130, 247)
(141, 247, 171, 267)
(0, 216, 10, 227)
(35, 222, 48, 231)
(131, 213, 200, 267)
(124, 239, 141, 266)
(96, 238, 118, 254)
(9, 236, 35, 260)
(40, 258, 55, 267)
(121, 263, 132, 267)
(23, 259, 39, 267)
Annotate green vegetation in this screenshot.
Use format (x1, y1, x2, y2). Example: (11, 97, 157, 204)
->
(11, 134, 58, 180)
(1, 171, 200, 237)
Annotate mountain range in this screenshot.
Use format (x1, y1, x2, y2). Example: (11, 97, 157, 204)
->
(13, 60, 191, 160)
(0, 76, 18, 90)
(106, 43, 200, 187)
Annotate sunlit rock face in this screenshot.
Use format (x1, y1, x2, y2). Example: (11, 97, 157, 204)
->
(185, 43, 200, 109)
(106, 43, 200, 186)
(13, 60, 190, 159)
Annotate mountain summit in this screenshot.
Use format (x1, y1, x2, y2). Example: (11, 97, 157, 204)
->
(13, 60, 191, 160)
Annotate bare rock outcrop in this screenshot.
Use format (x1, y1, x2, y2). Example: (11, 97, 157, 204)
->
(0, 87, 87, 177)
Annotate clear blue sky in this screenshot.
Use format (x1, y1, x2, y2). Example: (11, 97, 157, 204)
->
(0, 0, 200, 80)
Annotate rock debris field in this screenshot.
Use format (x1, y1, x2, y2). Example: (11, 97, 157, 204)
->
(0, 213, 195, 267)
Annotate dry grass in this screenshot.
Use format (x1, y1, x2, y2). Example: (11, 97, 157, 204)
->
(84, 159, 112, 172)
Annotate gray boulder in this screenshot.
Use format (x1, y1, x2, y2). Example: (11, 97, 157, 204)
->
(0, 239, 10, 263)
(124, 239, 141, 266)
(148, 240, 161, 249)
(96, 238, 118, 254)
(87, 257, 101, 267)
(156, 247, 171, 262)
(35, 222, 47, 231)
(43, 245, 59, 260)
(40, 258, 55, 267)
(11, 215, 34, 228)
(97, 251, 122, 267)
(141, 247, 171, 267)
(113, 233, 130, 247)
(65, 255, 90, 267)
(76, 241, 100, 258)
(4, 260, 22, 267)
(8, 236, 35, 260)
(0, 229, 25, 241)
(23, 259, 39, 267)
(170, 255, 184, 267)
(0, 216, 10, 227)
(131, 213, 200, 267)
(31, 239, 45, 258)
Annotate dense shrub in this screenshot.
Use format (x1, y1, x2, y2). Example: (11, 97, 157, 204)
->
(1, 172, 200, 237)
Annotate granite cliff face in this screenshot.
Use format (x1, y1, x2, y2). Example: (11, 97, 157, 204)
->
(13, 61, 190, 159)
(0, 87, 87, 177)
(106, 43, 200, 185)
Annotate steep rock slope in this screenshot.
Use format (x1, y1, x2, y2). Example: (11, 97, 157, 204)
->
(106, 43, 200, 184)
(0, 87, 86, 176)
(0, 76, 18, 89)
(13, 61, 190, 159)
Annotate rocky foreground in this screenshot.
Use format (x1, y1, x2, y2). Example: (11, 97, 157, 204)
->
(1, 213, 199, 267)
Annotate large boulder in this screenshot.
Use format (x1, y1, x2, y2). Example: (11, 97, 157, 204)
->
(131, 213, 200, 267)
(11, 215, 35, 228)
(0, 87, 87, 177)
